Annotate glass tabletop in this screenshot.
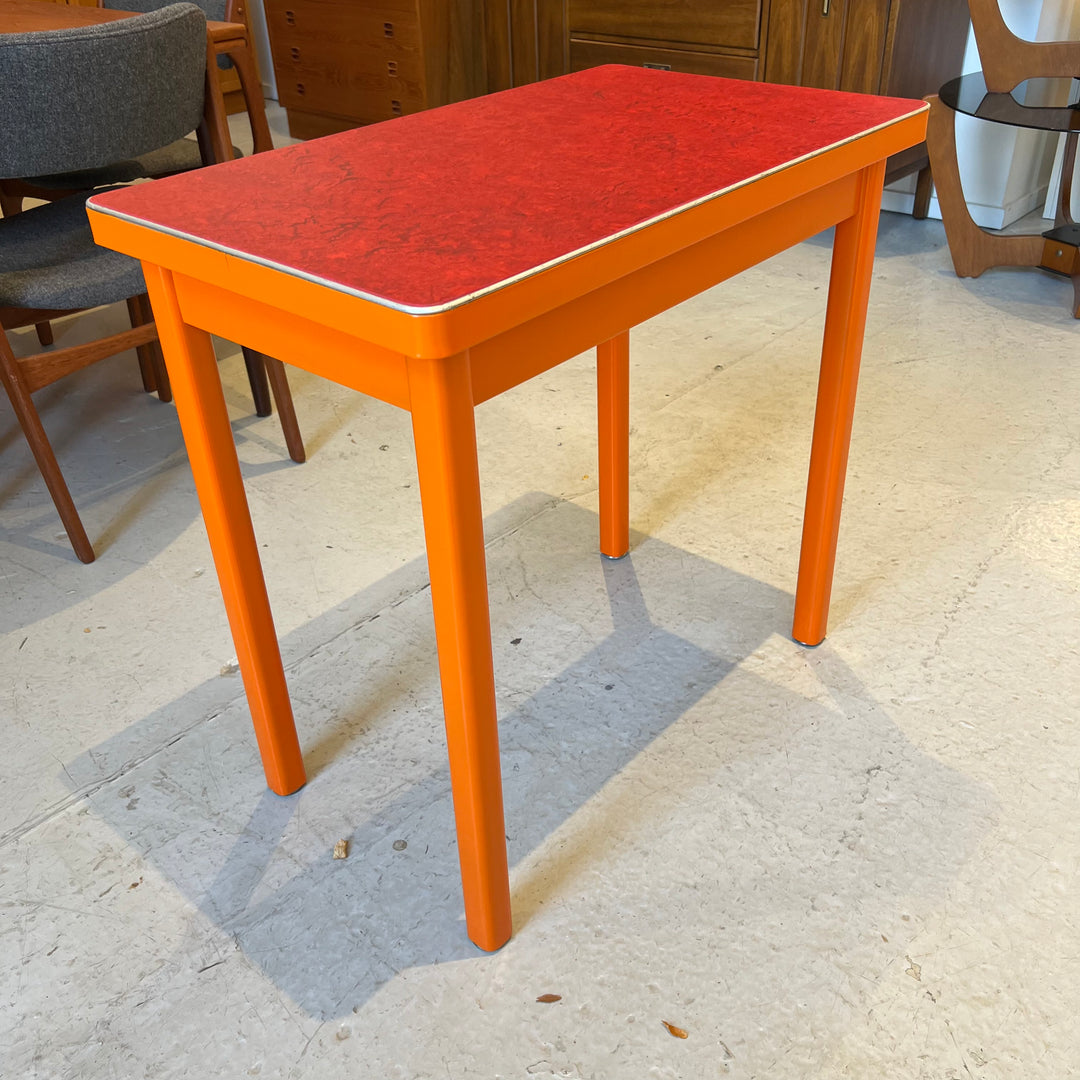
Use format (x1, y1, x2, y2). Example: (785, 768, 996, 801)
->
(940, 72, 1080, 133)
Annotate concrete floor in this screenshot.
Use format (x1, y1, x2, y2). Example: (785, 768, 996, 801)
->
(3, 106, 1079, 1079)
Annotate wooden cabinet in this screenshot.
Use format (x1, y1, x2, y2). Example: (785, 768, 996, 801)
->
(567, 0, 765, 81)
(490, 0, 970, 197)
(763, 0, 971, 184)
(264, 0, 486, 140)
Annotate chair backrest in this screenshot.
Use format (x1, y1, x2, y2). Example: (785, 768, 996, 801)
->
(969, 0, 1080, 92)
(0, 4, 207, 179)
(104, 0, 227, 24)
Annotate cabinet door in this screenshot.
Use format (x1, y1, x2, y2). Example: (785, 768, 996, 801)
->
(765, 0, 892, 93)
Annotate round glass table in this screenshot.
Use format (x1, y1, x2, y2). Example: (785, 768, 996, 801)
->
(928, 71, 1080, 315)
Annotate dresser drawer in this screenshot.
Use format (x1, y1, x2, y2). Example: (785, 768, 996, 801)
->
(277, 69, 426, 124)
(570, 39, 758, 81)
(265, 1, 420, 54)
(569, 0, 762, 51)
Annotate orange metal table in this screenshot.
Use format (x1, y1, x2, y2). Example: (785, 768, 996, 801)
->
(88, 66, 927, 952)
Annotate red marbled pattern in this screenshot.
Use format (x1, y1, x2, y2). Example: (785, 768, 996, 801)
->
(89, 66, 924, 311)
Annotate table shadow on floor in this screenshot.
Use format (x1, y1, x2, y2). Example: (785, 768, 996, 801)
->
(66, 496, 996, 1022)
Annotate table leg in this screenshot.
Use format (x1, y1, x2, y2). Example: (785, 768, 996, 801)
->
(791, 161, 885, 648)
(142, 264, 306, 796)
(597, 332, 630, 559)
(407, 351, 512, 952)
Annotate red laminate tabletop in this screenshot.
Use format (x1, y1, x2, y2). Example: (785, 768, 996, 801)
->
(88, 65, 926, 315)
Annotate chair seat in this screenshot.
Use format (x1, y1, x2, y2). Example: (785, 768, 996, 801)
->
(21, 137, 243, 192)
(0, 191, 143, 311)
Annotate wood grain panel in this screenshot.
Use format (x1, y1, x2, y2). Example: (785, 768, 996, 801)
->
(881, 0, 969, 98)
(417, 0, 486, 104)
(483, 0, 513, 90)
(837, 0, 891, 94)
(569, 0, 762, 51)
(570, 38, 757, 80)
(762, 0, 806, 85)
(799, 0, 845, 90)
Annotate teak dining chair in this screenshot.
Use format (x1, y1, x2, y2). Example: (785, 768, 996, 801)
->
(0, 4, 301, 563)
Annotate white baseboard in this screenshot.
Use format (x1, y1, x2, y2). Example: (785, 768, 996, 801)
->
(881, 185, 1049, 228)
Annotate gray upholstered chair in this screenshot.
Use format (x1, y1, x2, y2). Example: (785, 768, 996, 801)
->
(0, 0, 270, 209)
(0, 5, 303, 564)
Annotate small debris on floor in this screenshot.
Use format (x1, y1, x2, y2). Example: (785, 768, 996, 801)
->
(219, 657, 240, 676)
(392, 839, 407, 851)
(333, 840, 348, 860)
(535, 994, 561, 1004)
(661, 1021, 688, 1039)
(905, 957, 922, 981)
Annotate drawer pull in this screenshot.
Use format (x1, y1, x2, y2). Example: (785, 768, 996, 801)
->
(387, 60, 398, 76)
(290, 46, 300, 61)
(295, 82, 305, 95)
(284, 8, 294, 24)
(822, 0, 830, 13)
(643, 62, 671, 70)
(391, 99, 402, 115)
(383, 21, 394, 37)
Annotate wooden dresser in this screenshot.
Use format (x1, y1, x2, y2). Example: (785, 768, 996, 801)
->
(566, 0, 765, 81)
(263, 0, 485, 140)
(493, 0, 970, 206)
(265, 0, 970, 195)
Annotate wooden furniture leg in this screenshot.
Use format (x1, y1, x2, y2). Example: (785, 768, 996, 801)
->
(202, 37, 235, 165)
(262, 354, 306, 464)
(0, 333, 95, 563)
(407, 350, 511, 953)
(792, 160, 886, 647)
(912, 163, 933, 220)
(215, 33, 275, 155)
(128, 297, 157, 393)
(925, 95, 1044, 277)
(127, 294, 172, 401)
(142, 262, 306, 796)
(241, 345, 272, 416)
(239, 346, 305, 463)
(597, 331, 630, 559)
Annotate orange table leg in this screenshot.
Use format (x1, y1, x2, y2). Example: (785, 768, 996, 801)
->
(407, 351, 512, 952)
(597, 331, 630, 558)
(792, 160, 886, 647)
(142, 263, 306, 796)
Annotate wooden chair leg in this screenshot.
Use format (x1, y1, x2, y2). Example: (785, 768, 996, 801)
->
(0, 336, 94, 563)
(241, 345, 273, 416)
(34, 322, 54, 347)
(912, 163, 933, 220)
(260, 353, 306, 463)
(222, 40, 275, 155)
(132, 294, 171, 402)
(128, 296, 158, 393)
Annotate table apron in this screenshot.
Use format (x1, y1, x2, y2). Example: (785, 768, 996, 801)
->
(168, 169, 860, 412)
(172, 270, 414, 407)
(470, 171, 859, 404)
